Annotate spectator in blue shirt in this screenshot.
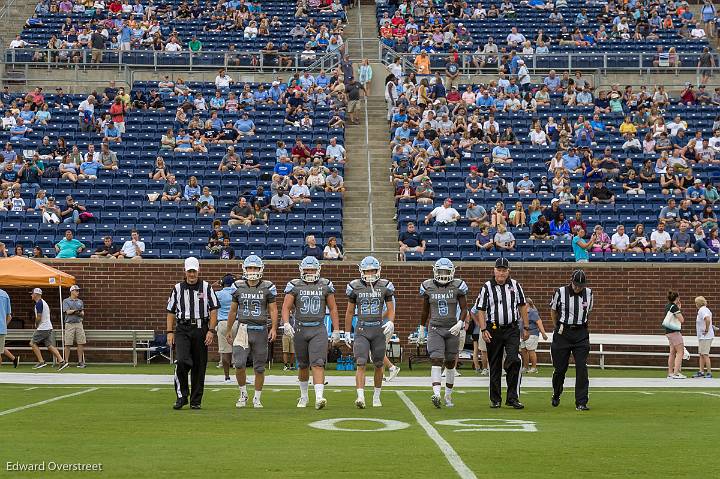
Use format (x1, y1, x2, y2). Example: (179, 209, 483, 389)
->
(9, 118, 32, 142)
(274, 156, 293, 176)
(233, 112, 256, 136)
(79, 157, 102, 180)
(550, 212, 572, 239)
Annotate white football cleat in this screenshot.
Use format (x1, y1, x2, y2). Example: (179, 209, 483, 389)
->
(431, 394, 442, 409)
(297, 397, 308, 408)
(444, 396, 455, 408)
(372, 397, 382, 407)
(253, 397, 263, 408)
(315, 398, 327, 410)
(387, 366, 401, 382)
(236, 393, 248, 408)
(355, 398, 366, 409)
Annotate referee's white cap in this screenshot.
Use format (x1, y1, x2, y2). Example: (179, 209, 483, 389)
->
(184, 257, 200, 272)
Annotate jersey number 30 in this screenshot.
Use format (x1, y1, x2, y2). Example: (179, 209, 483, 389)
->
(299, 295, 322, 315)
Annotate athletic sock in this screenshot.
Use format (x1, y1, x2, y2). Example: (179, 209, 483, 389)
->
(239, 385, 247, 396)
(445, 386, 453, 398)
(356, 388, 364, 401)
(314, 383, 324, 400)
(299, 381, 309, 400)
(254, 390, 262, 401)
(373, 387, 382, 400)
(445, 368, 456, 388)
(431, 365, 442, 395)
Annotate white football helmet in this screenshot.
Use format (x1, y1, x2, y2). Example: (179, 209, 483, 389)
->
(242, 255, 264, 281)
(359, 256, 381, 283)
(299, 256, 321, 283)
(433, 258, 455, 284)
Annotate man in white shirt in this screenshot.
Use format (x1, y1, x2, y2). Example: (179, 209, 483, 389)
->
(694, 296, 714, 378)
(610, 225, 630, 252)
(9, 35, 31, 49)
(289, 176, 311, 204)
(708, 130, 720, 152)
(326, 137, 346, 163)
(77, 95, 96, 132)
(506, 27, 526, 46)
(650, 222, 671, 252)
(215, 68, 233, 90)
(118, 229, 145, 260)
(29, 288, 67, 370)
(424, 198, 461, 225)
(667, 115, 688, 136)
(164, 38, 182, 52)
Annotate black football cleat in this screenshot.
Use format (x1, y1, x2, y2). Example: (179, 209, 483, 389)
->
(490, 401, 501, 408)
(505, 400, 525, 409)
(551, 396, 560, 407)
(173, 398, 188, 410)
(190, 404, 202, 410)
(576, 404, 590, 411)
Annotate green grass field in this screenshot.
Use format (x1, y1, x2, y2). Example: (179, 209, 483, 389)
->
(0, 383, 717, 478)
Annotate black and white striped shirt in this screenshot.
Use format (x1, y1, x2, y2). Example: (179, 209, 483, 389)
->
(550, 286, 593, 325)
(167, 280, 219, 324)
(473, 278, 526, 326)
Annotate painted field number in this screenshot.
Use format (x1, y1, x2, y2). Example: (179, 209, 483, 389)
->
(435, 418, 537, 432)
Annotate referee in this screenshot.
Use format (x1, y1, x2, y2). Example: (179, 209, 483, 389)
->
(167, 257, 219, 410)
(550, 270, 593, 411)
(473, 258, 529, 409)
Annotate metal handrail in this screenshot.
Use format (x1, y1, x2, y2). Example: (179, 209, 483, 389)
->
(371, 49, 720, 77)
(1, 46, 345, 72)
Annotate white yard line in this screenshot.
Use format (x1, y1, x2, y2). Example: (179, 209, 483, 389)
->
(0, 388, 97, 417)
(695, 392, 720, 398)
(396, 391, 477, 479)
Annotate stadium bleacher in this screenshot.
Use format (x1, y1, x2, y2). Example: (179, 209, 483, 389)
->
(10, 0, 347, 66)
(376, 1, 711, 69)
(0, 81, 345, 259)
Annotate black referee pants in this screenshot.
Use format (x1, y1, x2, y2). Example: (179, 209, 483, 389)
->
(486, 325, 521, 404)
(174, 324, 209, 406)
(551, 326, 590, 406)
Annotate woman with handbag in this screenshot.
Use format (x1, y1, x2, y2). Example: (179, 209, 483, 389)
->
(663, 291, 686, 379)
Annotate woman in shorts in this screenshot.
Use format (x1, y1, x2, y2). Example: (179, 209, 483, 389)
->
(665, 291, 686, 379)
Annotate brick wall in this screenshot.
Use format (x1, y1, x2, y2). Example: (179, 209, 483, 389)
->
(3, 260, 715, 365)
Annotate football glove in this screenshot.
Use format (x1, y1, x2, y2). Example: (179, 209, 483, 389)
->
(282, 322, 294, 339)
(331, 330, 340, 344)
(449, 320, 464, 336)
(343, 332, 353, 347)
(382, 321, 394, 336)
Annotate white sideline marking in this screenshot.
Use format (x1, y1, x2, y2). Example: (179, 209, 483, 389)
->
(149, 388, 160, 392)
(697, 392, 720, 398)
(0, 388, 97, 417)
(396, 391, 477, 479)
(24, 387, 37, 391)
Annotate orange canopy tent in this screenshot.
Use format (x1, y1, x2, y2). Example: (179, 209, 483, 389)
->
(0, 256, 76, 287)
(0, 257, 76, 360)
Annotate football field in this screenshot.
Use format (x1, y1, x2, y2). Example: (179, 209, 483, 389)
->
(0, 368, 717, 478)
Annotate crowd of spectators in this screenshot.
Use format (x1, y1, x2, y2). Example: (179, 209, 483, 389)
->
(14, 0, 349, 66)
(1, 67, 352, 259)
(388, 36, 720, 260)
(379, 0, 717, 71)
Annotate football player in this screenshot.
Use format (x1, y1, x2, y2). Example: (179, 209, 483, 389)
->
(281, 256, 340, 410)
(344, 256, 395, 408)
(420, 258, 469, 408)
(226, 255, 278, 409)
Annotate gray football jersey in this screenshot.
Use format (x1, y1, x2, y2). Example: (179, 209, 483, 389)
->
(231, 279, 277, 326)
(346, 278, 395, 322)
(420, 278, 468, 327)
(284, 278, 335, 323)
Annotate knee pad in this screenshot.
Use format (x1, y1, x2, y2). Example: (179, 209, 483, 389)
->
(253, 364, 266, 374)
